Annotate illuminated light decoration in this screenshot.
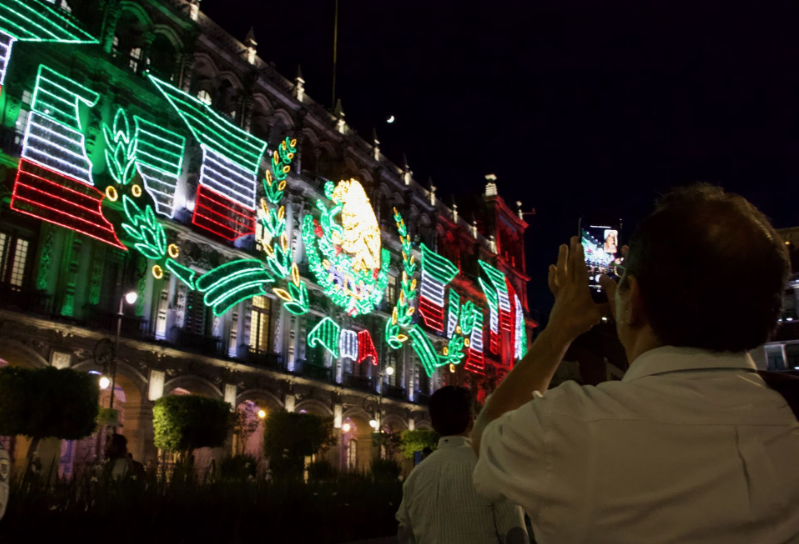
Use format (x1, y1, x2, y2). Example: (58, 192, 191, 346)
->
(339, 329, 358, 360)
(418, 243, 459, 332)
(167, 243, 180, 259)
(22, 65, 97, 184)
(259, 138, 309, 315)
(479, 260, 514, 355)
(149, 75, 266, 239)
(357, 330, 378, 366)
(120, 195, 167, 260)
(102, 108, 136, 186)
(152, 264, 163, 279)
(133, 116, 186, 217)
(195, 259, 273, 316)
(307, 317, 341, 358)
(446, 290, 460, 339)
(105, 186, 118, 202)
(408, 325, 445, 378)
(464, 306, 486, 375)
(0, 0, 98, 89)
(302, 179, 390, 316)
(11, 66, 123, 248)
(479, 277, 500, 354)
(385, 208, 417, 349)
(165, 257, 196, 289)
(514, 293, 526, 360)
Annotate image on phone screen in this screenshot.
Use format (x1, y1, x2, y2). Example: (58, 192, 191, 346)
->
(580, 218, 622, 302)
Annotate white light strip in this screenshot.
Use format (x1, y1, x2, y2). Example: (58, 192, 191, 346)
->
(514, 294, 524, 360)
(497, 288, 511, 312)
(21, 113, 92, 185)
(470, 311, 484, 352)
(138, 164, 177, 217)
(420, 270, 446, 307)
(0, 32, 16, 86)
(199, 145, 256, 209)
(489, 306, 498, 334)
(339, 329, 359, 360)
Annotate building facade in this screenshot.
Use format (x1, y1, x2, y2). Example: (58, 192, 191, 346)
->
(752, 226, 799, 373)
(0, 0, 534, 474)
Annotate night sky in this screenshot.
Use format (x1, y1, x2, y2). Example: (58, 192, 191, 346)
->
(203, 0, 799, 316)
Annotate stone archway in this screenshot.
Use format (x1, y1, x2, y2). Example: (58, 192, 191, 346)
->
(341, 407, 374, 472)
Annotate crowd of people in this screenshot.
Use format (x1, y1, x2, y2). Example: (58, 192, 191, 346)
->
(397, 184, 799, 544)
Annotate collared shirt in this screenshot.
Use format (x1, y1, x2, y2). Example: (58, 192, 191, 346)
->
(0, 446, 9, 521)
(397, 435, 527, 544)
(474, 347, 799, 544)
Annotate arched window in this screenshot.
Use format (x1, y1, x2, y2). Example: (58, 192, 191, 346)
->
(197, 89, 212, 106)
(148, 33, 177, 81)
(113, 10, 147, 74)
(346, 438, 357, 470)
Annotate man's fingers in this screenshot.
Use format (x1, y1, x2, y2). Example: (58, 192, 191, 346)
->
(568, 236, 588, 284)
(598, 274, 618, 319)
(548, 264, 558, 296)
(556, 244, 568, 286)
(621, 245, 630, 259)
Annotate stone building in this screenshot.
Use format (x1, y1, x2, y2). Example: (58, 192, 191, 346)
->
(0, 0, 534, 475)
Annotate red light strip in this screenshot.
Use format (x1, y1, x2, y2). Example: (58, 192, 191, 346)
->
(357, 329, 379, 366)
(11, 160, 125, 249)
(191, 185, 255, 240)
(464, 349, 485, 375)
(418, 296, 445, 332)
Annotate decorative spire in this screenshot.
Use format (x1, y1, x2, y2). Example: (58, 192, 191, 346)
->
(485, 173, 498, 197)
(334, 99, 346, 133)
(451, 197, 458, 222)
(294, 65, 305, 102)
(189, 0, 201, 21)
(401, 153, 412, 185)
(372, 128, 380, 161)
(244, 27, 257, 65)
(427, 176, 436, 205)
(516, 200, 524, 220)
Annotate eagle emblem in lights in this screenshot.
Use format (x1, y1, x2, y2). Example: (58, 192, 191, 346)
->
(302, 179, 390, 316)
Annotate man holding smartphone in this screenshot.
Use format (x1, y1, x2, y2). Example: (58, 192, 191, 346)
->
(472, 184, 799, 544)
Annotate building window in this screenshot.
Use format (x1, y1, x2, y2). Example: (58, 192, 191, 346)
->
(766, 347, 786, 371)
(0, 233, 31, 289)
(783, 292, 797, 320)
(112, 35, 120, 57)
(249, 296, 272, 353)
(197, 90, 212, 106)
(184, 289, 208, 336)
(129, 47, 142, 72)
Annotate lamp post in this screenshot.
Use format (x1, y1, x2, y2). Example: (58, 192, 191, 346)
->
(108, 291, 138, 412)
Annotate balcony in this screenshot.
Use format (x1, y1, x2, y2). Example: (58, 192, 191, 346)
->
(244, 348, 285, 371)
(345, 374, 374, 393)
(0, 283, 53, 316)
(299, 362, 333, 383)
(382, 384, 407, 401)
(84, 308, 152, 340)
(174, 329, 226, 358)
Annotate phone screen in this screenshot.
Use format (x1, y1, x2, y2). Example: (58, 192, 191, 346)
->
(580, 218, 622, 302)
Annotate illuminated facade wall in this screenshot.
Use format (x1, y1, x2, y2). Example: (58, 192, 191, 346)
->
(0, 0, 533, 469)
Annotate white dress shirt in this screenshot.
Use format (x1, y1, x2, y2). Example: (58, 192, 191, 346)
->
(397, 435, 527, 544)
(474, 346, 799, 544)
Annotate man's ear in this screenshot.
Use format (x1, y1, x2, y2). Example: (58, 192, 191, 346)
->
(625, 274, 647, 327)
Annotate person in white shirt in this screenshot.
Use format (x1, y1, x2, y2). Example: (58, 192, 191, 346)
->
(396, 386, 527, 544)
(472, 184, 799, 544)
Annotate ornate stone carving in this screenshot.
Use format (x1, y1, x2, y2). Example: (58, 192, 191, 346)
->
(35, 224, 55, 291)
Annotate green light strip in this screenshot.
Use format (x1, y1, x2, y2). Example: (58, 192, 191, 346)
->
(0, 0, 97, 43)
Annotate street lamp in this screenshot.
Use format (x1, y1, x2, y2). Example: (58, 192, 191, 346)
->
(108, 291, 139, 413)
(99, 376, 111, 390)
(257, 409, 266, 419)
(342, 422, 351, 433)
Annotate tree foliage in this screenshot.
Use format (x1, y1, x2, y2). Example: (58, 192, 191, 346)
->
(400, 429, 439, 460)
(0, 366, 99, 441)
(264, 411, 336, 476)
(153, 395, 231, 453)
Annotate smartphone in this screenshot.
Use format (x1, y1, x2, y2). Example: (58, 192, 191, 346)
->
(579, 216, 622, 303)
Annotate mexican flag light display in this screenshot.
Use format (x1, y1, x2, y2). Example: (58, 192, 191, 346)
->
(1, 0, 528, 379)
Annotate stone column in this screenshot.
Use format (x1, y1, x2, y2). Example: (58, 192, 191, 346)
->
(139, 30, 156, 76)
(100, 0, 123, 55)
(179, 52, 195, 92)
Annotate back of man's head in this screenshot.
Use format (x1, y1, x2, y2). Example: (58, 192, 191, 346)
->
(429, 386, 472, 437)
(624, 183, 790, 352)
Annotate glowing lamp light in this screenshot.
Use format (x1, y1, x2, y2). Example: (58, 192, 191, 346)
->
(99, 376, 111, 390)
(257, 409, 266, 419)
(385, 366, 394, 376)
(342, 422, 351, 433)
(369, 419, 378, 429)
(124, 291, 138, 305)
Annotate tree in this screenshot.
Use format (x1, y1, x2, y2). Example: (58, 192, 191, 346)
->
(400, 430, 438, 460)
(153, 395, 231, 457)
(372, 431, 403, 459)
(0, 366, 99, 467)
(264, 411, 336, 477)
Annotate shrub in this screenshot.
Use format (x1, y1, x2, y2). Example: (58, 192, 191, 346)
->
(264, 411, 336, 478)
(219, 454, 258, 481)
(400, 429, 438, 459)
(0, 366, 99, 465)
(153, 395, 231, 455)
(370, 458, 401, 482)
(372, 431, 402, 458)
(307, 459, 338, 481)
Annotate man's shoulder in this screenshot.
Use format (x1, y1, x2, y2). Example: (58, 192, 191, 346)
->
(535, 379, 640, 422)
